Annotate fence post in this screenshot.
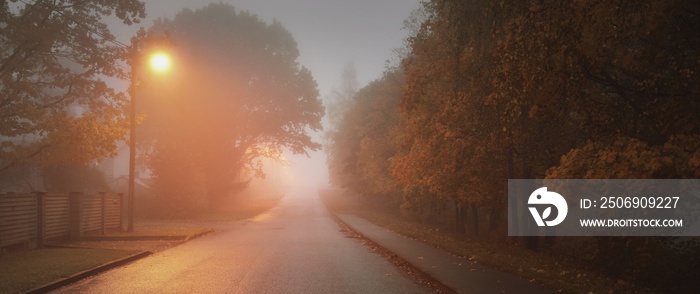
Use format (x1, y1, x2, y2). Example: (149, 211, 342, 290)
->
(69, 192, 84, 240)
(35, 191, 47, 248)
(100, 192, 107, 235)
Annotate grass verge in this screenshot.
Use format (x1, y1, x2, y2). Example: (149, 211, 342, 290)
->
(319, 188, 654, 294)
(93, 226, 212, 237)
(0, 248, 137, 294)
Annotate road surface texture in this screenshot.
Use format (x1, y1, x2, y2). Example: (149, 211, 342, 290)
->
(53, 189, 433, 293)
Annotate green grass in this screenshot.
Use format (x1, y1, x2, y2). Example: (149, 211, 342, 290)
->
(319, 188, 655, 294)
(0, 248, 137, 294)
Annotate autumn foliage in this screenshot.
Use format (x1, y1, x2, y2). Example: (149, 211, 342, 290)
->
(326, 0, 700, 291)
(0, 1, 145, 170)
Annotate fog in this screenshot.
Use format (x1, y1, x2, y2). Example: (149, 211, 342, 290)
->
(3, 2, 696, 293)
(106, 0, 420, 189)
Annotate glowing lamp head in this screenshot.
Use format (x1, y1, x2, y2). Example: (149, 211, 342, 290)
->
(148, 51, 172, 73)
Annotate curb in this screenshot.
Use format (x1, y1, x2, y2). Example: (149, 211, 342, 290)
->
(78, 235, 186, 241)
(328, 212, 458, 294)
(78, 229, 215, 242)
(23, 251, 152, 294)
(184, 229, 214, 241)
(24, 230, 213, 293)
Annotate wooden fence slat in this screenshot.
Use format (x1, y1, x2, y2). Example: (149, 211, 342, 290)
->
(1, 193, 123, 249)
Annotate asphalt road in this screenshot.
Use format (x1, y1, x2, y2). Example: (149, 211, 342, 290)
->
(53, 189, 432, 293)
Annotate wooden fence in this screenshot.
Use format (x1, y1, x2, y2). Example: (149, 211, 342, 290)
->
(0, 192, 122, 251)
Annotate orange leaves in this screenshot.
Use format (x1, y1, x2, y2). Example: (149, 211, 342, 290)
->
(598, 150, 618, 164)
(547, 135, 700, 179)
(331, 0, 699, 239)
(0, 1, 144, 169)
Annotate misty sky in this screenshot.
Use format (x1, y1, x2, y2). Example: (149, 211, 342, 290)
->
(111, 0, 421, 187)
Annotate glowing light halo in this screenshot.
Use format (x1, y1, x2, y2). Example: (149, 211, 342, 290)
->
(148, 51, 172, 73)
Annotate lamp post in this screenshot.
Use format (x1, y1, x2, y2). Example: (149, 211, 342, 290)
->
(127, 44, 172, 232)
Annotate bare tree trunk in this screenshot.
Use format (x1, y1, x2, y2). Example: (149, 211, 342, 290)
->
(488, 202, 501, 232)
(470, 204, 479, 236)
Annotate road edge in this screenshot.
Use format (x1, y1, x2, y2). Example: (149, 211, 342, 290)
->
(23, 230, 214, 293)
(327, 211, 458, 294)
(23, 251, 152, 294)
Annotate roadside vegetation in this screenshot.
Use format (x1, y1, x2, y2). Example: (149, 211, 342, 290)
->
(1, 2, 319, 220)
(0, 248, 138, 294)
(325, 0, 700, 292)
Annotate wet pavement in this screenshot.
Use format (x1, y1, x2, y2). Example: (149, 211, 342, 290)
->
(52, 189, 432, 293)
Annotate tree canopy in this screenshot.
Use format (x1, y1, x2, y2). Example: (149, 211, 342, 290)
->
(326, 0, 700, 289)
(140, 3, 323, 214)
(0, 0, 145, 170)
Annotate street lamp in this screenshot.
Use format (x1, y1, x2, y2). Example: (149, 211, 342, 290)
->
(149, 51, 172, 73)
(127, 46, 172, 232)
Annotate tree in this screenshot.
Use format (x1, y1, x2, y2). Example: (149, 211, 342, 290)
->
(325, 62, 359, 134)
(493, 0, 700, 160)
(41, 162, 109, 193)
(324, 62, 359, 187)
(354, 70, 404, 208)
(329, 0, 699, 289)
(494, 0, 700, 275)
(142, 4, 323, 212)
(0, 0, 146, 170)
(395, 0, 508, 233)
(326, 69, 405, 209)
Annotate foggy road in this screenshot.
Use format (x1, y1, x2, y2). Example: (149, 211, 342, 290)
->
(53, 189, 431, 293)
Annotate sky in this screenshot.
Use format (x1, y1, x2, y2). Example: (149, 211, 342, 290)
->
(111, 0, 421, 188)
